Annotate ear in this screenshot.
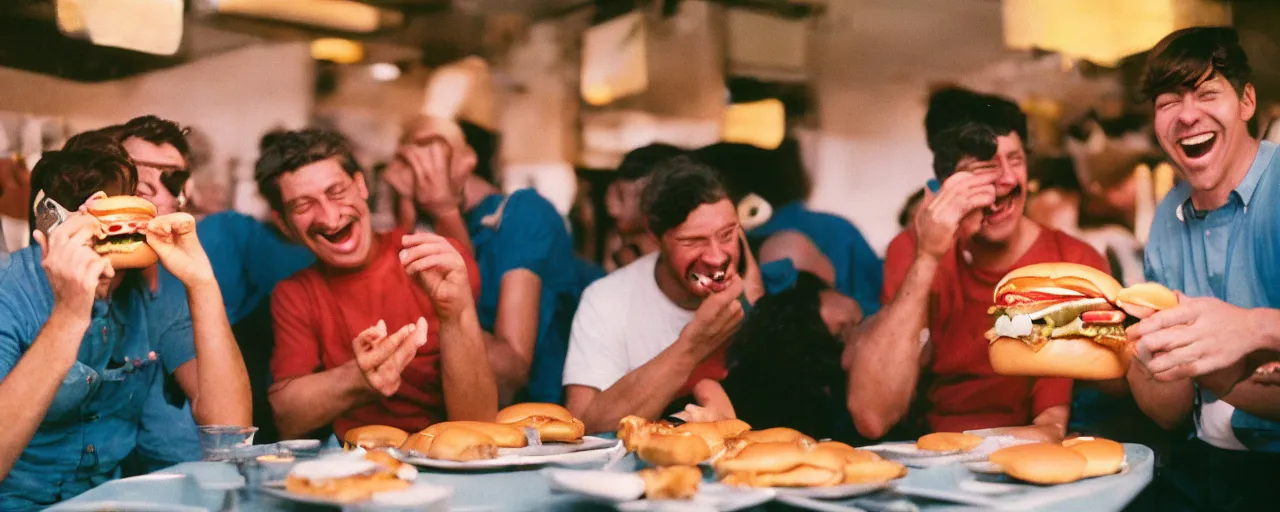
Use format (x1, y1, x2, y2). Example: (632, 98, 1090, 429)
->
(271, 210, 297, 241)
(1241, 83, 1258, 122)
(355, 172, 370, 201)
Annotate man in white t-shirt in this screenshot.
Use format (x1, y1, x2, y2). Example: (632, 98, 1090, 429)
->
(564, 157, 753, 434)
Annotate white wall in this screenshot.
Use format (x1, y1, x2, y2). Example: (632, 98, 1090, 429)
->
(0, 42, 315, 225)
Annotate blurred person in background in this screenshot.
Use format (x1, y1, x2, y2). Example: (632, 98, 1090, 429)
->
(694, 141, 883, 320)
(604, 143, 685, 270)
(847, 88, 1108, 441)
(0, 154, 31, 260)
(258, 129, 496, 441)
(1127, 27, 1280, 510)
(386, 115, 603, 405)
(563, 157, 800, 433)
(897, 187, 927, 232)
(0, 149, 250, 510)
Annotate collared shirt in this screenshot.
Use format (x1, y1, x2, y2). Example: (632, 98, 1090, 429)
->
(467, 189, 604, 404)
(1145, 140, 1280, 452)
(0, 247, 196, 511)
(748, 202, 884, 317)
(133, 211, 314, 469)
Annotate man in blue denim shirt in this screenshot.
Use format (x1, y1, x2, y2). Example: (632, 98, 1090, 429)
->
(0, 149, 251, 510)
(1126, 27, 1280, 510)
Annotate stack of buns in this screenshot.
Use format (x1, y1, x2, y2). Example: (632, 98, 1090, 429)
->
(716, 440, 905, 488)
(285, 450, 417, 503)
(988, 437, 1125, 484)
(376, 403, 588, 463)
(495, 403, 585, 443)
(617, 416, 754, 499)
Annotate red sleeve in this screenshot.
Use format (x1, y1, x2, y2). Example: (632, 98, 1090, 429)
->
(269, 277, 324, 381)
(881, 231, 917, 305)
(1031, 377, 1073, 416)
(445, 237, 482, 301)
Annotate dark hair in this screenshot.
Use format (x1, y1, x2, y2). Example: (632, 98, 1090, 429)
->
(459, 120, 499, 185)
(118, 115, 192, 163)
(618, 143, 685, 181)
(693, 140, 812, 207)
(929, 122, 999, 180)
(1141, 26, 1251, 101)
(925, 87, 1028, 150)
(28, 149, 137, 234)
(63, 129, 130, 161)
(720, 272, 848, 441)
(254, 129, 360, 213)
(898, 187, 927, 229)
(640, 156, 729, 238)
(1028, 156, 1083, 194)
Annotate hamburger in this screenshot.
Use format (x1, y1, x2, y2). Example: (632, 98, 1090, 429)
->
(495, 403, 585, 443)
(343, 425, 409, 450)
(988, 442, 1087, 485)
(986, 263, 1176, 380)
(88, 196, 159, 269)
(418, 421, 527, 448)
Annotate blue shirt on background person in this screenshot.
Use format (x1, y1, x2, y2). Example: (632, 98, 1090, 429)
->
(747, 201, 884, 317)
(0, 246, 196, 511)
(1144, 140, 1280, 453)
(467, 189, 604, 404)
(129, 211, 314, 473)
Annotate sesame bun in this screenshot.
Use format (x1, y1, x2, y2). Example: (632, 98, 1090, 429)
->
(342, 425, 410, 450)
(1115, 283, 1178, 319)
(419, 421, 527, 448)
(495, 403, 584, 443)
(990, 443, 1087, 485)
(916, 432, 983, 452)
(1062, 437, 1125, 477)
(637, 432, 713, 467)
(989, 336, 1132, 380)
(994, 262, 1122, 303)
(424, 427, 498, 462)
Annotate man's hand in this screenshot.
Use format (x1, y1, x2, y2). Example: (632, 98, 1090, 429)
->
(400, 233, 474, 320)
(352, 318, 427, 397)
(1130, 294, 1275, 392)
(679, 278, 745, 361)
(144, 212, 215, 287)
(32, 214, 111, 318)
(913, 172, 998, 259)
(393, 140, 466, 217)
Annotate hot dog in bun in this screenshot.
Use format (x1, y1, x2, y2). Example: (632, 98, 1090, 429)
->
(88, 195, 158, 269)
(986, 263, 1175, 380)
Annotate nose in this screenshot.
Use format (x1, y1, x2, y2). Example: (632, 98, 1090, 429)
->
(702, 241, 730, 268)
(317, 199, 343, 228)
(1175, 96, 1201, 127)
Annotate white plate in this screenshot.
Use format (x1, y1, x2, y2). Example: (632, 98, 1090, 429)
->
(614, 483, 775, 512)
(861, 442, 964, 458)
(773, 481, 891, 499)
(396, 436, 620, 469)
(47, 501, 210, 512)
(545, 468, 646, 502)
(259, 479, 450, 507)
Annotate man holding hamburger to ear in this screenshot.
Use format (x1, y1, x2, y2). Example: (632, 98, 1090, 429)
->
(1125, 27, 1280, 509)
(0, 149, 251, 510)
(846, 89, 1109, 442)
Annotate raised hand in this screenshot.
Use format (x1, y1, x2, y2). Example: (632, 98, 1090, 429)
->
(680, 277, 745, 361)
(913, 171, 999, 259)
(394, 139, 467, 217)
(352, 318, 428, 397)
(400, 233, 474, 320)
(143, 212, 215, 287)
(1129, 293, 1275, 394)
(33, 214, 112, 318)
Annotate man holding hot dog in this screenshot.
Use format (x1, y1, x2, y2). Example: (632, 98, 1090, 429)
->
(0, 149, 251, 510)
(1126, 27, 1280, 509)
(847, 88, 1109, 441)
(257, 129, 497, 442)
(563, 156, 798, 433)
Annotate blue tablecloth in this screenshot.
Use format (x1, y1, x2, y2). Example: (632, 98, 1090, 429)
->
(51, 445, 1154, 511)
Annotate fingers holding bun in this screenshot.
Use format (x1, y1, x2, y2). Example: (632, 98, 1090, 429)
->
(1116, 283, 1178, 319)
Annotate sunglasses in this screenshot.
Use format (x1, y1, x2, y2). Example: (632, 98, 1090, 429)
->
(133, 160, 191, 197)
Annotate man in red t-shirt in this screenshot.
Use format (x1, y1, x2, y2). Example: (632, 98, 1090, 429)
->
(846, 88, 1107, 441)
(255, 129, 497, 440)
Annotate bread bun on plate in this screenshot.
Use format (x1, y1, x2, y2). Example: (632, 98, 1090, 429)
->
(420, 421, 527, 448)
(343, 425, 410, 450)
(916, 432, 983, 452)
(495, 403, 585, 443)
(734, 427, 816, 447)
(637, 432, 713, 466)
(1062, 437, 1125, 477)
(425, 427, 498, 462)
(989, 442, 1087, 485)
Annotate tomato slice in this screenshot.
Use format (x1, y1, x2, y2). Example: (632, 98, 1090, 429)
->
(999, 292, 1077, 306)
(1081, 310, 1126, 324)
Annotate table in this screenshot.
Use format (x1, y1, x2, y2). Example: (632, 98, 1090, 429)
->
(51, 445, 1153, 512)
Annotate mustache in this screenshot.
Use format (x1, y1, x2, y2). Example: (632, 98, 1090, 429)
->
(307, 216, 358, 237)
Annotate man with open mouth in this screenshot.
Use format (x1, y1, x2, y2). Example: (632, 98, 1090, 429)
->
(1126, 26, 1280, 510)
(563, 157, 800, 434)
(846, 87, 1110, 443)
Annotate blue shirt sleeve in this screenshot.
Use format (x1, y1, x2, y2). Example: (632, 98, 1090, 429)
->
(150, 285, 197, 375)
(847, 232, 884, 316)
(491, 191, 561, 279)
(0, 294, 23, 379)
(199, 212, 314, 324)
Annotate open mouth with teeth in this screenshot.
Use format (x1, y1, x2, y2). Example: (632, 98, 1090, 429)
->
(983, 187, 1020, 222)
(311, 219, 359, 253)
(1178, 132, 1217, 160)
(688, 267, 729, 288)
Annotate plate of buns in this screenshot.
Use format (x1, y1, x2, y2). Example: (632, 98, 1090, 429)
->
(260, 449, 451, 507)
(346, 404, 620, 469)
